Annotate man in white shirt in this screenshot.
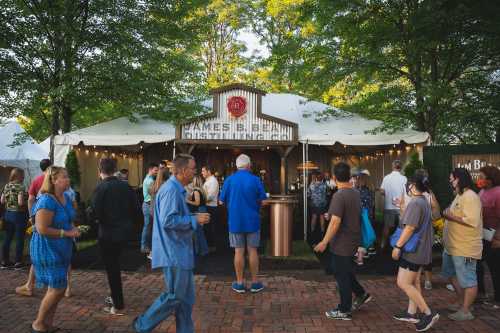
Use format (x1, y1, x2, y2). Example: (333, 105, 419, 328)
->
(379, 160, 407, 250)
(202, 166, 219, 251)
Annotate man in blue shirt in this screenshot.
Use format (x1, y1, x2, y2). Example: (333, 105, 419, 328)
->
(219, 154, 267, 294)
(141, 163, 158, 256)
(133, 154, 210, 333)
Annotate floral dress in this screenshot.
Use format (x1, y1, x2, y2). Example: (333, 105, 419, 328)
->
(30, 193, 75, 289)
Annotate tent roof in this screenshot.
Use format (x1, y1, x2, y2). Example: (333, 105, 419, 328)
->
(54, 115, 176, 146)
(259, 93, 428, 146)
(0, 121, 48, 163)
(55, 93, 428, 147)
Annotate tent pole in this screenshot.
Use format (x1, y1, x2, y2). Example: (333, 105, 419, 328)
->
(173, 141, 176, 159)
(302, 142, 306, 241)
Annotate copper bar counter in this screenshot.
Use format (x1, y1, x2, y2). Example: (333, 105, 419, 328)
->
(264, 195, 298, 257)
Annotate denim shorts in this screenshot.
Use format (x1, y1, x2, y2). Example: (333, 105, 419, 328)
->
(229, 231, 260, 248)
(441, 250, 478, 288)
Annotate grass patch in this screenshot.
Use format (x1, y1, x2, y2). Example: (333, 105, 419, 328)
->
(264, 240, 318, 262)
(76, 238, 98, 251)
(0, 231, 97, 258)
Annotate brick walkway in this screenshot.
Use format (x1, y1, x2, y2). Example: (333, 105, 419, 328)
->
(1, 269, 499, 332)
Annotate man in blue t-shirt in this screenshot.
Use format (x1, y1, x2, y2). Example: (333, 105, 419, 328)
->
(219, 154, 267, 294)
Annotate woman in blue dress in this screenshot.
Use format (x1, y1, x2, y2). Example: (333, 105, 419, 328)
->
(30, 167, 81, 333)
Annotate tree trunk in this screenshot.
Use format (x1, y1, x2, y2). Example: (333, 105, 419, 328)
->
(62, 103, 72, 133)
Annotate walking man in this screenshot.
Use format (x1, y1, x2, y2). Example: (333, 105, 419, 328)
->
(141, 163, 158, 256)
(314, 162, 372, 320)
(219, 154, 267, 293)
(91, 158, 139, 315)
(380, 160, 407, 250)
(133, 154, 210, 333)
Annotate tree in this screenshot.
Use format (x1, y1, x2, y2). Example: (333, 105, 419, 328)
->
(0, 1, 207, 146)
(250, 0, 500, 144)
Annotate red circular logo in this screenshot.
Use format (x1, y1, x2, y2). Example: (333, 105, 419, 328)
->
(227, 96, 247, 118)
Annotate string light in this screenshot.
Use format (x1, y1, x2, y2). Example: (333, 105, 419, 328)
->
(406, 146, 411, 152)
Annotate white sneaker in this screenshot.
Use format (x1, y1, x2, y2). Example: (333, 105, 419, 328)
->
(446, 284, 455, 292)
(424, 280, 432, 290)
(103, 306, 125, 316)
(147, 253, 152, 260)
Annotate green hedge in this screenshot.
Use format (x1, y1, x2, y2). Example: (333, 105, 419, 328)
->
(424, 144, 500, 208)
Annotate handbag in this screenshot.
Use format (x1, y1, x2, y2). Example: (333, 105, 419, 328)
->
(361, 208, 376, 248)
(390, 206, 431, 253)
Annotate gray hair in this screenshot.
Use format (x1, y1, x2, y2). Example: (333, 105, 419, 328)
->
(236, 154, 251, 169)
(173, 154, 194, 174)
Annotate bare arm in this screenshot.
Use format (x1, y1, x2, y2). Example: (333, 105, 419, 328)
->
(18, 192, 24, 207)
(0, 193, 5, 205)
(35, 209, 80, 238)
(28, 194, 36, 213)
(314, 215, 342, 252)
(186, 191, 201, 206)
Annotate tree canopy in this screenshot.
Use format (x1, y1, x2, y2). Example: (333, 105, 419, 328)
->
(1, 0, 499, 145)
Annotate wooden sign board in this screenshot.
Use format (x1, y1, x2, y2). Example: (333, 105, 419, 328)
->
(452, 153, 500, 180)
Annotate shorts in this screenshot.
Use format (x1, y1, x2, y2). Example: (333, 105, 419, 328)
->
(310, 205, 327, 215)
(399, 258, 424, 273)
(229, 231, 260, 248)
(441, 250, 478, 288)
(384, 209, 400, 228)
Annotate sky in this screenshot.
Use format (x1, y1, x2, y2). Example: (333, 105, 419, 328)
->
(238, 30, 270, 58)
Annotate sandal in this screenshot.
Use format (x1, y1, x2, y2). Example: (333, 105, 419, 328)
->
(31, 325, 48, 333)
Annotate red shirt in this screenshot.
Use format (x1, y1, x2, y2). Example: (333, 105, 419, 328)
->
(28, 174, 45, 197)
(480, 186, 500, 230)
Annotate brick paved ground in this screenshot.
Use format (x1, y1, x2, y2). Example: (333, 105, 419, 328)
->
(1, 269, 499, 333)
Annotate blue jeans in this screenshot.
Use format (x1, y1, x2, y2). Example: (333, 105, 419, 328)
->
(134, 267, 194, 333)
(2, 210, 28, 263)
(141, 202, 152, 252)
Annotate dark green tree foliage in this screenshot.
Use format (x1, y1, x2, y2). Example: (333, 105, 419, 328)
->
(404, 152, 424, 178)
(0, 1, 207, 142)
(65, 149, 80, 189)
(250, 0, 500, 144)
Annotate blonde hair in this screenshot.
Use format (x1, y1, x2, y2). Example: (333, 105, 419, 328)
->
(150, 167, 169, 196)
(40, 166, 67, 195)
(9, 168, 24, 182)
(192, 175, 206, 198)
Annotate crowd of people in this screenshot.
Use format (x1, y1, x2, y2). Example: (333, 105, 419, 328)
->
(0, 153, 499, 333)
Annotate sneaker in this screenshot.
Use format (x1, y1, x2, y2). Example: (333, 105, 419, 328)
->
(13, 262, 25, 270)
(393, 310, 420, 323)
(103, 306, 125, 316)
(0, 262, 13, 269)
(483, 300, 500, 309)
(15, 285, 33, 297)
(146, 253, 152, 260)
(448, 309, 474, 321)
(250, 282, 264, 293)
(368, 248, 377, 255)
(105, 296, 114, 306)
(447, 304, 474, 312)
(415, 312, 440, 331)
(352, 293, 372, 311)
(325, 308, 352, 321)
(446, 284, 455, 292)
(231, 282, 246, 294)
(424, 280, 432, 290)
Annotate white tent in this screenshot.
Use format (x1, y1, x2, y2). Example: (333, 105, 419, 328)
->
(53, 93, 428, 165)
(53, 115, 176, 166)
(0, 121, 49, 186)
(261, 93, 429, 146)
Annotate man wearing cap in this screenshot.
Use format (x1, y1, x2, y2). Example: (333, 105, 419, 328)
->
(219, 154, 267, 294)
